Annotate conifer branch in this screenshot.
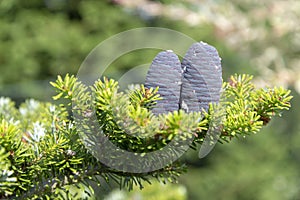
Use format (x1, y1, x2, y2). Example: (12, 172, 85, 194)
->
(0, 74, 292, 199)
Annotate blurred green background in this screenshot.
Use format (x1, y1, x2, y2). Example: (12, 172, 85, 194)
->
(0, 0, 299, 199)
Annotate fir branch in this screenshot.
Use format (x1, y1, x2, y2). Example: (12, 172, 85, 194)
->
(0, 73, 292, 199)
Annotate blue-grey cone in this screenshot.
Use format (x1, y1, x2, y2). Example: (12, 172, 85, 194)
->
(180, 42, 222, 113)
(145, 50, 182, 115)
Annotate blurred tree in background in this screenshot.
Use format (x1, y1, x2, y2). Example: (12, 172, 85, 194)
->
(0, 0, 299, 199)
(0, 0, 148, 101)
(0, 0, 249, 102)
